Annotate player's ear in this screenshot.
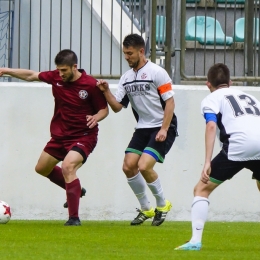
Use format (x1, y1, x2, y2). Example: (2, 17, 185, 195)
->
(229, 80, 232, 86)
(73, 64, 78, 71)
(206, 81, 211, 89)
(139, 47, 145, 55)
(206, 81, 214, 92)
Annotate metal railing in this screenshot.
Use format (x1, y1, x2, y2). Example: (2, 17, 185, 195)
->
(2, 0, 260, 85)
(10, 0, 145, 80)
(0, 0, 14, 70)
(180, 0, 260, 84)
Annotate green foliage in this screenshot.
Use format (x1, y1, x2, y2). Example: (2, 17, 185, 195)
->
(0, 221, 259, 260)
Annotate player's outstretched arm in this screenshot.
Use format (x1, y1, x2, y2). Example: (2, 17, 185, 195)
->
(0, 68, 40, 82)
(96, 80, 123, 113)
(86, 107, 109, 129)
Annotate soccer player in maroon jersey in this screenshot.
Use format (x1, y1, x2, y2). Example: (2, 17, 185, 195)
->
(0, 49, 108, 226)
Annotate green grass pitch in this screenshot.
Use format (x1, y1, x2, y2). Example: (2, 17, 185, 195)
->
(0, 221, 259, 260)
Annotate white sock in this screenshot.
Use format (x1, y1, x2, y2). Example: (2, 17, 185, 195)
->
(190, 196, 210, 244)
(147, 177, 165, 207)
(127, 172, 151, 211)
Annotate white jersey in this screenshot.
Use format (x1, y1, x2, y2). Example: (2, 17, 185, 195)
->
(115, 60, 176, 129)
(201, 87, 260, 161)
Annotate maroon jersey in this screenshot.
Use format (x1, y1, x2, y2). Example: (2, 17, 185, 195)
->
(38, 69, 107, 139)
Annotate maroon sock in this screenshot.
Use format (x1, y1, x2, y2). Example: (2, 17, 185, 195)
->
(66, 179, 81, 218)
(46, 166, 66, 190)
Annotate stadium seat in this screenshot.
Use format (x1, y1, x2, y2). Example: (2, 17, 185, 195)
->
(156, 15, 166, 44)
(185, 16, 233, 45)
(214, 0, 245, 3)
(234, 18, 259, 44)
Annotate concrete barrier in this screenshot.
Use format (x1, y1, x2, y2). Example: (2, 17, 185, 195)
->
(0, 83, 260, 221)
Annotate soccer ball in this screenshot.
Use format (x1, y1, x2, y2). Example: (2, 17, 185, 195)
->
(0, 200, 11, 224)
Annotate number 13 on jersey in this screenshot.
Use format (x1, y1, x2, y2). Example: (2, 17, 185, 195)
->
(225, 94, 260, 117)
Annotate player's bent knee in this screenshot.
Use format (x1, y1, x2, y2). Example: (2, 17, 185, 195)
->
(35, 164, 49, 176)
(193, 185, 206, 196)
(61, 164, 71, 174)
(122, 163, 138, 177)
(138, 160, 153, 174)
(194, 181, 217, 197)
(138, 164, 147, 173)
(256, 180, 260, 191)
(61, 161, 78, 176)
(122, 163, 131, 174)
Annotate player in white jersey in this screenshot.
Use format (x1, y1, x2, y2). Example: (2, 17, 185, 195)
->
(97, 34, 178, 226)
(175, 63, 260, 251)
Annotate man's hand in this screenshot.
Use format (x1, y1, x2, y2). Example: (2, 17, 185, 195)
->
(86, 115, 98, 128)
(96, 79, 109, 92)
(155, 129, 167, 142)
(201, 161, 211, 184)
(0, 68, 9, 77)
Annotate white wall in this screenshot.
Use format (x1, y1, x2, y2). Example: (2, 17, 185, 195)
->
(1, 83, 260, 222)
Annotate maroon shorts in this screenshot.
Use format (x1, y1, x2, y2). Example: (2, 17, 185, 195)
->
(43, 133, 98, 164)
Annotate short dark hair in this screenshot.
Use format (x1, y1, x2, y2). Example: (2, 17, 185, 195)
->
(207, 63, 230, 88)
(123, 34, 145, 49)
(54, 49, 78, 67)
